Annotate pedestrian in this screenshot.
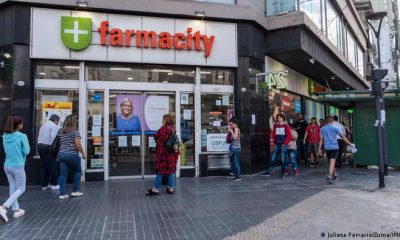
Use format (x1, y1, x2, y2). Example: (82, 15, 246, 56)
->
(262, 114, 291, 177)
(37, 114, 60, 191)
(332, 116, 346, 168)
(341, 121, 352, 141)
(304, 117, 321, 167)
(0, 116, 30, 222)
(319, 116, 351, 184)
(227, 118, 241, 181)
(57, 115, 86, 199)
(146, 114, 180, 196)
(319, 119, 325, 127)
(286, 126, 299, 176)
(293, 113, 308, 162)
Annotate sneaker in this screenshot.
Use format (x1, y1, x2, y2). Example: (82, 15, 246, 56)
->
(0, 207, 8, 223)
(294, 170, 299, 176)
(284, 169, 289, 175)
(59, 194, 69, 199)
(13, 209, 25, 218)
(333, 175, 338, 181)
(233, 176, 242, 181)
(41, 185, 51, 191)
(261, 171, 270, 176)
(315, 161, 320, 167)
(226, 176, 236, 179)
(310, 162, 315, 167)
(70, 192, 84, 197)
(50, 185, 60, 190)
(327, 177, 334, 184)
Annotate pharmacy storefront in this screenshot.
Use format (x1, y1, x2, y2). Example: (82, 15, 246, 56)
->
(31, 8, 238, 180)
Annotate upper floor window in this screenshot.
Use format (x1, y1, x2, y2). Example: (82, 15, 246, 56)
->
(346, 30, 357, 68)
(266, 0, 296, 16)
(326, 0, 343, 52)
(299, 0, 322, 29)
(187, 0, 235, 4)
(35, 63, 79, 80)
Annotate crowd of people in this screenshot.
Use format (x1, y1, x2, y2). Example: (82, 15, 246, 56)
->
(0, 112, 353, 222)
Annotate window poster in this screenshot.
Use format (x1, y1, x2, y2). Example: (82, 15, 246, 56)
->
(116, 95, 143, 133)
(144, 96, 169, 131)
(92, 115, 102, 126)
(91, 159, 104, 168)
(118, 136, 128, 147)
(42, 101, 72, 125)
(131, 135, 141, 147)
(181, 93, 189, 105)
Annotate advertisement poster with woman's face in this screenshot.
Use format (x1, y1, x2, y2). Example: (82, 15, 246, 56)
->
(269, 89, 301, 150)
(115, 95, 170, 133)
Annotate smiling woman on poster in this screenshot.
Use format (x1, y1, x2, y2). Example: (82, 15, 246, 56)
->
(116, 98, 142, 132)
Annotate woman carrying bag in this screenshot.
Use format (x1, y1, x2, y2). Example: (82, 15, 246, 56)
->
(57, 115, 86, 199)
(146, 114, 180, 196)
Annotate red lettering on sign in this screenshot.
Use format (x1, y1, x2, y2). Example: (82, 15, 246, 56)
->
(98, 21, 109, 45)
(136, 31, 157, 48)
(173, 33, 186, 50)
(125, 30, 135, 47)
(110, 29, 123, 46)
(159, 32, 172, 49)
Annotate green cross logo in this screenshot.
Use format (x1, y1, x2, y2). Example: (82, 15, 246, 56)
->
(61, 16, 92, 51)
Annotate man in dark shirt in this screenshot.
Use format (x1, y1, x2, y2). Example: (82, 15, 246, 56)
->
(293, 113, 308, 162)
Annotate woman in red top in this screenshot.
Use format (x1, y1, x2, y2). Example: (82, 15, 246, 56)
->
(146, 114, 180, 196)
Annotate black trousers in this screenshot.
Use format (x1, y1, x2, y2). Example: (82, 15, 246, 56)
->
(38, 144, 59, 187)
(335, 139, 344, 168)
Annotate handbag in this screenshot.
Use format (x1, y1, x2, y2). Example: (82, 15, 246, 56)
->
(165, 131, 180, 152)
(49, 135, 60, 157)
(226, 132, 232, 143)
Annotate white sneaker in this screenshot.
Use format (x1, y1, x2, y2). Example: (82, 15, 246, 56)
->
(59, 194, 69, 199)
(70, 192, 84, 197)
(13, 209, 25, 218)
(0, 207, 8, 223)
(41, 185, 50, 191)
(50, 185, 60, 190)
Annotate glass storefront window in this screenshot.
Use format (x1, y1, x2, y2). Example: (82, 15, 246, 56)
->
(269, 89, 301, 130)
(201, 94, 233, 152)
(266, 0, 296, 16)
(299, 0, 322, 29)
(200, 69, 233, 85)
(88, 65, 195, 84)
(304, 98, 325, 123)
(35, 63, 79, 80)
(34, 90, 79, 154)
(87, 91, 105, 170)
(180, 93, 195, 167)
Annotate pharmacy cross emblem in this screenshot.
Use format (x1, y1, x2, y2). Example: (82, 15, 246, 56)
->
(61, 16, 92, 51)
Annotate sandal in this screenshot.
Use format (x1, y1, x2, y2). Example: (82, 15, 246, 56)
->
(146, 189, 159, 196)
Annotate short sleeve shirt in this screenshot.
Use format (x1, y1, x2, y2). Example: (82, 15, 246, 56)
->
(306, 125, 320, 143)
(58, 129, 81, 154)
(320, 125, 343, 150)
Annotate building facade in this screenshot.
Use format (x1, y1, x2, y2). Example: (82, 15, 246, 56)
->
(0, 0, 369, 184)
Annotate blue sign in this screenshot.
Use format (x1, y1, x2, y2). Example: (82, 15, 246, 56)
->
(295, 100, 301, 113)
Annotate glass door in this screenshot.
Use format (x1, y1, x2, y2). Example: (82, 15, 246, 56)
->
(109, 92, 143, 177)
(180, 93, 195, 168)
(143, 92, 176, 175)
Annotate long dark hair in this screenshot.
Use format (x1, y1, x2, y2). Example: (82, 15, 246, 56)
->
(4, 116, 23, 133)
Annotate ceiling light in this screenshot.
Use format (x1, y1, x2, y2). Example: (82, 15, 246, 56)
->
(309, 58, 315, 64)
(218, 75, 223, 78)
(0, 97, 11, 101)
(127, 77, 133, 80)
(151, 69, 172, 73)
(39, 72, 46, 75)
(77, 0, 88, 7)
(110, 67, 132, 71)
(200, 71, 212, 74)
(64, 66, 80, 69)
(4, 53, 11, 58)
(168, 72, 173, 75)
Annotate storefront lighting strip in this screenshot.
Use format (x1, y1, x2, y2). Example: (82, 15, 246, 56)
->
(64, 66, 80, 69)
(109, 67, 132, 71)
(150, 69, 173, 73)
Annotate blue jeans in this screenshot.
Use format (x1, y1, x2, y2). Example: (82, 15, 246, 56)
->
(38, 144, 58, 187)
(296, 139, 306, 161)
(3, 166, 26, 211)
(154, 174, 175, 189)
(267, 145, 287, 176)
(287, 149, 298, 171)
(229, 147, 241, 177)
(58, 152, 82, 195)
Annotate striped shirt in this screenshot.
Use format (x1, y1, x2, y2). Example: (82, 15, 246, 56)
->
(57, 129, 81, 154)
(230, 128, 241, 150)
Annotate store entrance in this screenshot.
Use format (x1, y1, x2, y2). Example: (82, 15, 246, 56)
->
(108, 91, 176, 178)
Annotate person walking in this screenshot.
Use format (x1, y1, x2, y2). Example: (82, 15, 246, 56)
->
(286, 127, 299, 176)
(304, 117, 321, 167)
(227, 118, 241, 181)
(262, 114, 291, 177)
(146, 114, 180, 196)
(332, 116, 345, 168)
(0, 116, 30, 222)
(319, 119, 325, 127)
(57, 115, 86, 199)
(319, 116, 351, 184)
(37, 114, 60, 191)
(293, 113, 308, 162)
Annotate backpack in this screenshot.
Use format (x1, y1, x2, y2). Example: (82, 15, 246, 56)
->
(165, 131, 181, 153)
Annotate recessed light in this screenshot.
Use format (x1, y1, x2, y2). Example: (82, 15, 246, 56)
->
(309, 58, 315, 64)
(39, 72, 46, 75)
(4, 53, 11, 58)
(218, 75, 223, 78)
(127, 77, 133, 80)
(168, 72, 173, 76)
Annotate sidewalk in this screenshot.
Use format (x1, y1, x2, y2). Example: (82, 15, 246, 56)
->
(0, 164, 399, 240)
